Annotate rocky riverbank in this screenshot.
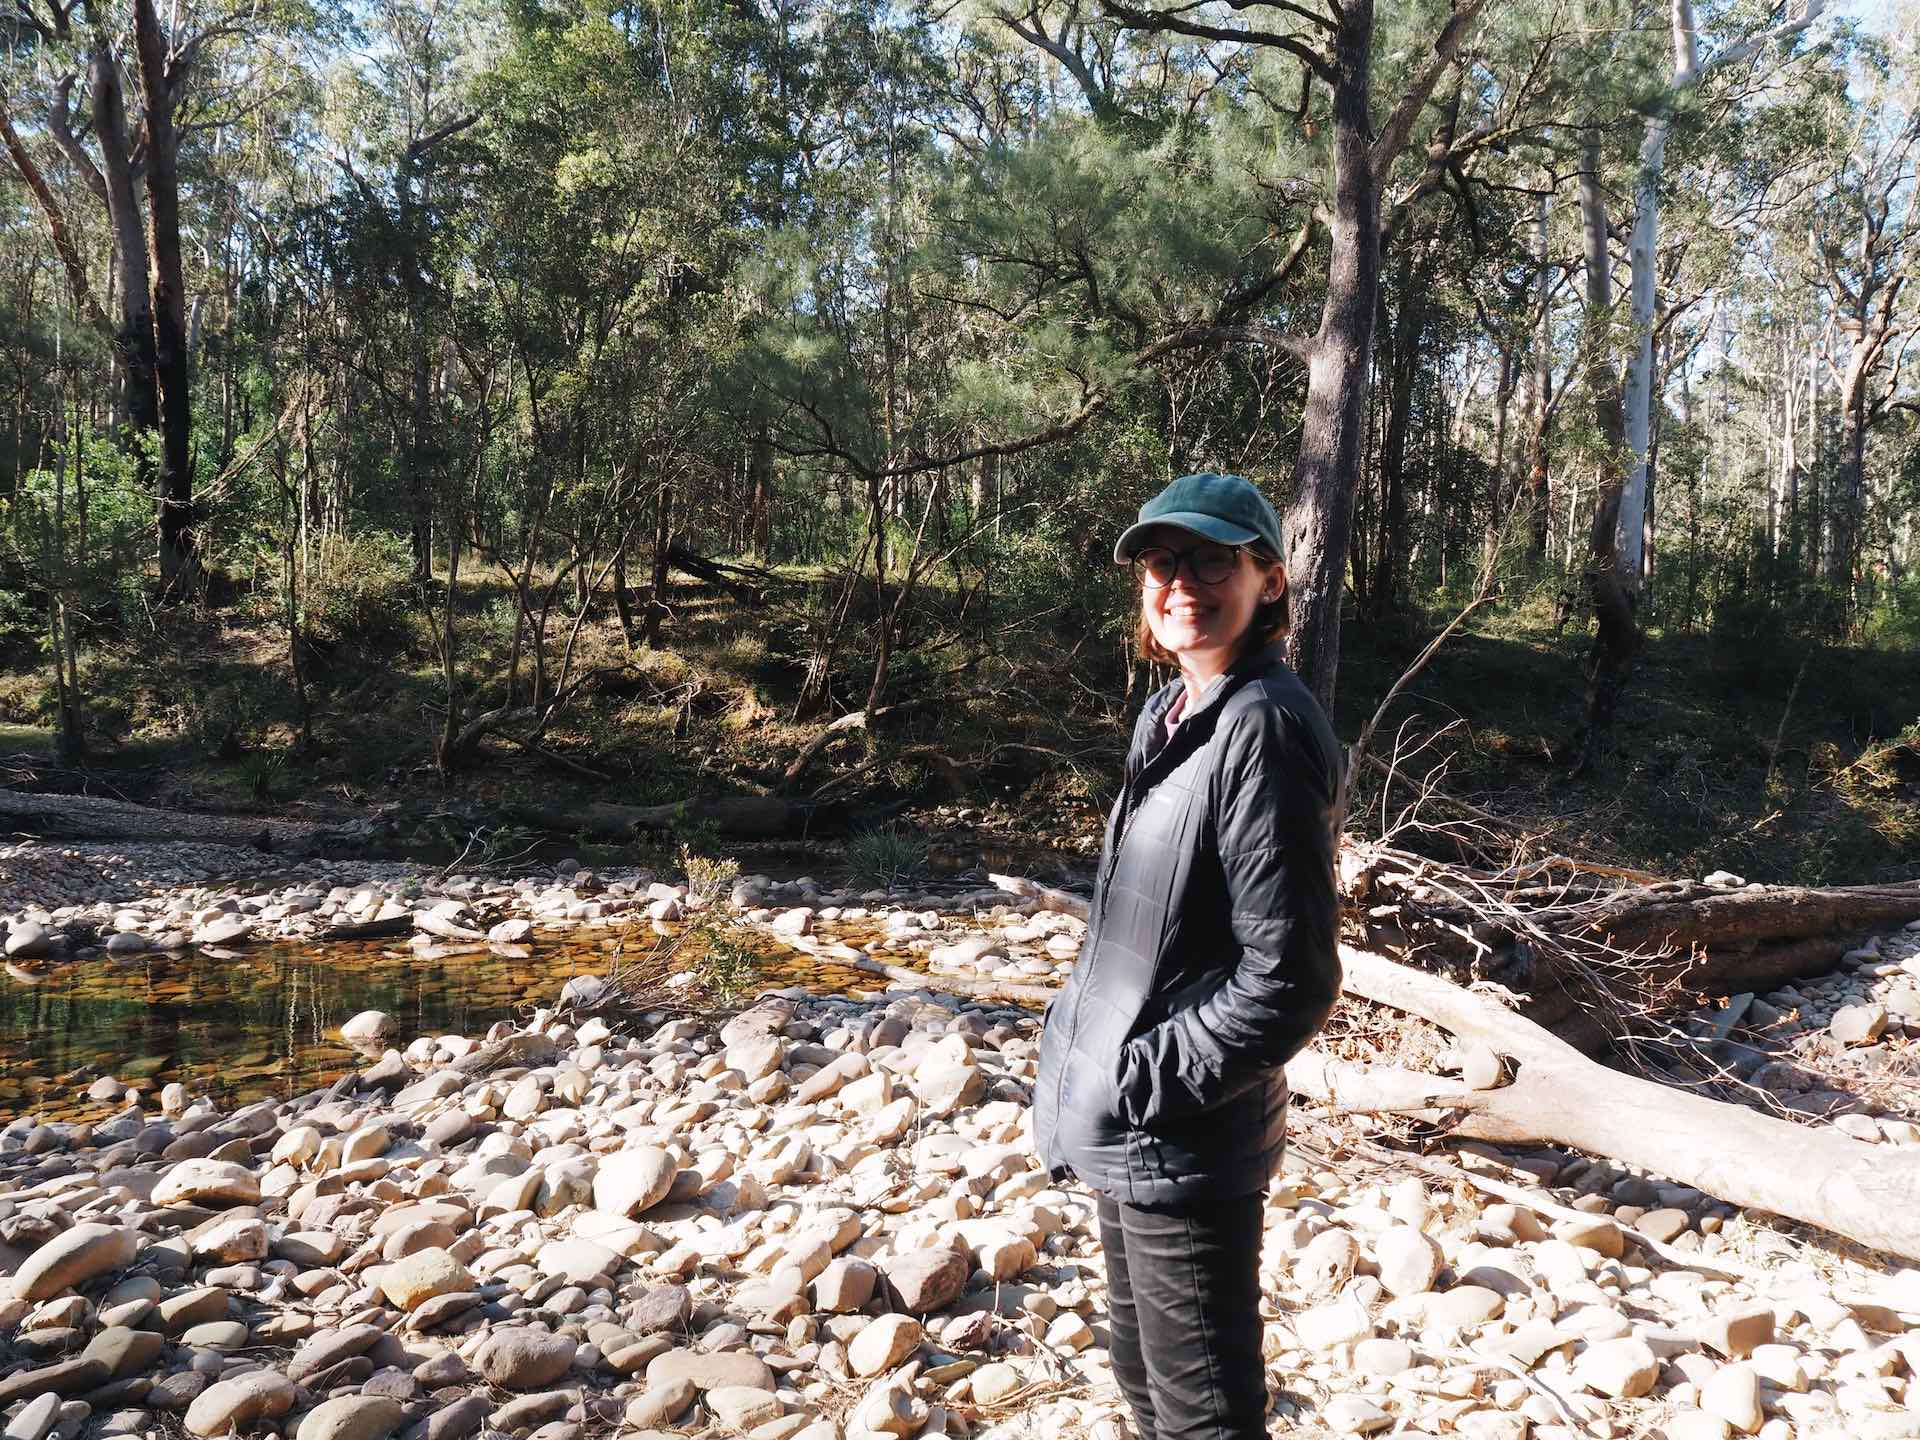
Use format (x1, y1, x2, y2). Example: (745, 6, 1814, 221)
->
(0, 838, 1065, 977)
(0, 951, 1916, 1440)
(0, 843, 1918, 1440)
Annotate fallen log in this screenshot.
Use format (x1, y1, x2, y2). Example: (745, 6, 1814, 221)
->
(782, 698, 948, 790)
(1292, 945, 1920, 1264)
(766, 931, 1056, 1007)
(1585, 879, 1920, 966)
(502, 795, 808, 841)
(988, 874, 1090, 920)
(1343, 841, 1920, 1047)
(322, 916, 414, 941)
(662, 543, 789, 602)
(0, 786, 321, 850)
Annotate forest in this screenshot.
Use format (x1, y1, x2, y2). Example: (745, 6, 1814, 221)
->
(2, 0, 1918, 883)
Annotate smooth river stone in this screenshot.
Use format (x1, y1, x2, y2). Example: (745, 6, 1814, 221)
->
(594, 1147, 677, 1218)
(475, 1328, 578, 1389)
(11, 1225, 137, 1302)
(191, 1217, 268, 1263)
(535, 1238, 622, 1286)
(378, 1248, 473, 1312)
(286, 1324, 386, 1382)
(295, 1395, 406, 1440)
(184, 1370, 298, 1437)
(153, 1159, 260, 1207)
(0, 1358, 109, 1405)
(644, 1347, 775, 1393)
(81, 1326, 165, 1379)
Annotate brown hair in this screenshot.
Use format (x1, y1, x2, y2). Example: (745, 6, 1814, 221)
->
(1132, 546, 1290, 665)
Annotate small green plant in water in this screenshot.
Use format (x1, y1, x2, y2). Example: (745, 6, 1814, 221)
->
(845, 826, 931, 889)
(689, 928, 762, 1006)
(681, 844, 740, 905)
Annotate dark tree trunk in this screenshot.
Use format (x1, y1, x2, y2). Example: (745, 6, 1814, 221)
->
(749, 424, 774, 559)
(1283, 5, 1380, 715)
(1523, 187, 1553, 565)
(1831, 354, 1868, 610)
(133, 0, 194, 599)
(1373, 242, 1425, 618)
(640, 476, 673, 647)
(613, 542, 636, 647)
(1574, 135, 1639, 774)
(399, 159, 435, 582)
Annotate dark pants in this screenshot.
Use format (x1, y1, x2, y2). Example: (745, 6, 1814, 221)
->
(1095, 1190, 1267, 1440)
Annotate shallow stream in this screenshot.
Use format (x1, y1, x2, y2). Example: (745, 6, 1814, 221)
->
(0, 917, 963, 1123)
(0, 831, 1085, 1124)
(0, 925, 870, 1122)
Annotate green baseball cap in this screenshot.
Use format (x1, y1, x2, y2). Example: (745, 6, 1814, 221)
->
(1114, 472, 1284, 563)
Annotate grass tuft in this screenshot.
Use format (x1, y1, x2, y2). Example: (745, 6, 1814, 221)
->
(845, 826, 931, 889)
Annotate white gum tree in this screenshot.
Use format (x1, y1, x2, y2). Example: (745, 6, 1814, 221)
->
(1617, 0, 1830, 589)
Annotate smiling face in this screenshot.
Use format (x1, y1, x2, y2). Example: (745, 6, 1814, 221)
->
(1134, 524, 1286, 684)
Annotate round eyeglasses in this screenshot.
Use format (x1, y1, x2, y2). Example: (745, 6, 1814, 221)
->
(1131, 543, 1244, 588)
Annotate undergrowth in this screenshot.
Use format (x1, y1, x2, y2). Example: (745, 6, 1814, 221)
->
(0, 556, 1914, 888)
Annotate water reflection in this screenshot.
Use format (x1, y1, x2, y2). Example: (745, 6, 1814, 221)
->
(0, 937, 614, 1121)
(0, 870, 1062, 1124)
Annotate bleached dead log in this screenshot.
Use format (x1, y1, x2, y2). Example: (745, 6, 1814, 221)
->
(766, 931, 1056, 1006)
(1293, 945, 1920, 1264)
(988, 874, 1090, 920)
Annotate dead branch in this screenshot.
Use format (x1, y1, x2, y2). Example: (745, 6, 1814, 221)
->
(989, 873, 1091, 920)
(782, 697, 948, 791)
(1295, 944, 1920, 1263)
(765, 931, 1056, 1007)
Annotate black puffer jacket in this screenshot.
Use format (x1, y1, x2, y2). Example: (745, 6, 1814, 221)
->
(1033, 645, 1343, 1205)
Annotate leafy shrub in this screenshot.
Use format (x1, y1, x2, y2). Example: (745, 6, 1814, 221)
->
(238, 749, 286, 801)
(1861, 577, 1920, 649)
(689, 930, 762, 1006)
(305, 532, 416, 646)
(0, 590, 40, 668)
(184, 676, 279, 760)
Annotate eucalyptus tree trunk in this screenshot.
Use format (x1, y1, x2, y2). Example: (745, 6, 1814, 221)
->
(1575, 134, 1638, 775)
(399, 159, 437, 582)
(133, 0, 194, 598)
(1283, 6, 1381, 714)
(1372, 241, 1426, 618)
(12, 36, 165, 554)
(749, 425, 775, 559)
(1522, 188, 1554, 563)
(1832, 345, 1870, 597)
(66, 45, 162, 449)
(1619, 0, 1827, 593)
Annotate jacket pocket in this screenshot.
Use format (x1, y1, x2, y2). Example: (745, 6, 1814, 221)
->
(1116, 972, 1234, 1128)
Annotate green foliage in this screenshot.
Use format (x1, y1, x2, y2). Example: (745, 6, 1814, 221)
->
(1861, 578, 1920, 649)
(238, 749, 287, 802)
(0, 429, 152, 617)
(0, 591, 38, 666)
(182, 674, 281, 761)
(845, 825, 931, 888)
(668, 809, 725, 860)
(687, 928, 763, 1007)
(304, 533, 417, 647)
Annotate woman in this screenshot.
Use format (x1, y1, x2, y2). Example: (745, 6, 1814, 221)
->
(1034, 472, 1343, 1440)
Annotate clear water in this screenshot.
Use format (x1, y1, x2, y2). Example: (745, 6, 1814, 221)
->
(0, 934, 628, 1121)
